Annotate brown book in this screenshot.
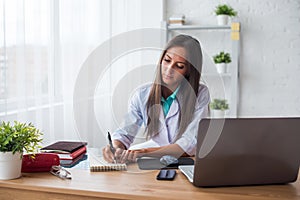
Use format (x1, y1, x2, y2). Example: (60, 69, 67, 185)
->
(41, 141, 87, 160)
(41, 141, 87, 153)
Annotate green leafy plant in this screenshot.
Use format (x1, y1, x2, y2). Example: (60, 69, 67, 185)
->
(215, 4, 237, 17)
(213, 51, 231, 64)
(0, 121, 43, 154)
(210, 99, 229, 110)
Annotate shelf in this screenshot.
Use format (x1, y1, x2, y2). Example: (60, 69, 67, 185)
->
(202, 73, 231, 77)
(167, 24, 231, 31)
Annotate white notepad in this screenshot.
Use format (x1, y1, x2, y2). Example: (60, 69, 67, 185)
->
(89, 155, 127, 172)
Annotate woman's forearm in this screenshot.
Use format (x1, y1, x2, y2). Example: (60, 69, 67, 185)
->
(113, 139, 127, 150)
(112, 142, 190, 163)
(141, 144, 188, 158)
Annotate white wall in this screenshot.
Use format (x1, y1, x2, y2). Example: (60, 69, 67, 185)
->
(166, 0, 300, 117)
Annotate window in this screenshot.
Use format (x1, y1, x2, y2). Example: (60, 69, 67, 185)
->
(0, 0, 163, 147)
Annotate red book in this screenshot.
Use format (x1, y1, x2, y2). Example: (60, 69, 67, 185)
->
(57, 145, 87, 160)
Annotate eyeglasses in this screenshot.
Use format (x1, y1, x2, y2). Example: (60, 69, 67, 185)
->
(50, 165, 72, 180)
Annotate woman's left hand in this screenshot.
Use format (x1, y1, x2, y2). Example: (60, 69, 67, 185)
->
(116, 148, 147, 163)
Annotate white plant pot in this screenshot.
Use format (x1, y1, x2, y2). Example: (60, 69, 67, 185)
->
(211, 110, 226, 118)
(216, 63, 227, 73)
(0, 152, 22, 180)
(217, 15, 229, 25)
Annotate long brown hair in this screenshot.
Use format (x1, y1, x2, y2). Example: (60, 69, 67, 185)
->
(146, 34, 203, 140)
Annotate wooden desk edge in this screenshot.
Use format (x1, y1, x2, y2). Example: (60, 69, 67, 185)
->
(1, 168, 300, 200)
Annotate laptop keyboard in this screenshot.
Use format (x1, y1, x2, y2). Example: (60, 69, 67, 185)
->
(187, 167, 194, 177)
(179, 165, 194, 183)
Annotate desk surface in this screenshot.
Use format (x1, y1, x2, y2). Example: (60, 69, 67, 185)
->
(0, 162, 300, 200)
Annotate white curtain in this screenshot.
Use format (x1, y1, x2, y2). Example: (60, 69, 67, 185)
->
(0, 0, 163, 148)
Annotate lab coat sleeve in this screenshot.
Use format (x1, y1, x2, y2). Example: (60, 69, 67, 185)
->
(175, 85, 210, 155)
(111, 87, 146, 149)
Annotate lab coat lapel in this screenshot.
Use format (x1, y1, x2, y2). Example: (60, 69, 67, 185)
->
(165, 100, 179, 119)
(166, 92, 183, 120)
(155, 106, 171, 145)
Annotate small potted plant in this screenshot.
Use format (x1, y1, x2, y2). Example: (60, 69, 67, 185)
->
(213, 51, 231, 74)
(0, 121, 43, 180)
(214, 4, 237, 25)
(209, 98, 229, 118)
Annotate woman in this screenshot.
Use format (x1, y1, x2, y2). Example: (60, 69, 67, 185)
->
(103, 34, 210, 163)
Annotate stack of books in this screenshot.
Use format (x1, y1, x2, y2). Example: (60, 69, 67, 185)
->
(168, 14, 185, 26)
(41, 141, 87, 167)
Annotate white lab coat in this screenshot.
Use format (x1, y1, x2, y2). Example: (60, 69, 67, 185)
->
(112, 83, 210, 155)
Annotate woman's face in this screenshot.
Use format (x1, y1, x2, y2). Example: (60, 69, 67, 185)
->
(161, 47, 189, 91)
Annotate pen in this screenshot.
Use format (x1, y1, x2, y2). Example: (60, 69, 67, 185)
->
(107, 131, 117, 163)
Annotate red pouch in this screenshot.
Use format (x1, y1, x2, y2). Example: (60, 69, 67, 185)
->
(22, 153, 60, 173)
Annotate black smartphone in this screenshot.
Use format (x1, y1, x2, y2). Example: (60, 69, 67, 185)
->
(156, 169, 177, 181)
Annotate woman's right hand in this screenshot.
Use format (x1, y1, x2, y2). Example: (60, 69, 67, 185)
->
(102, 139, 127, 163)
(102, 144, 118, 163)
(102, 145, 147, 163)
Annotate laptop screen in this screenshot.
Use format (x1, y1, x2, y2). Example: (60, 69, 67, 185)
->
(192, 118, 300, 187)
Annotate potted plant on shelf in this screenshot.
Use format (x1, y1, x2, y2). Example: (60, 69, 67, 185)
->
(209, 98, 229, 118)
(214, 4, 237, 25)
(213, 51, 231, 74)
(0, 121, 43, 180)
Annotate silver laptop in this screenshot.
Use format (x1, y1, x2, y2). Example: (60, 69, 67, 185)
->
(179, 118, 300, 187)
